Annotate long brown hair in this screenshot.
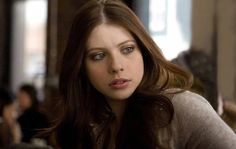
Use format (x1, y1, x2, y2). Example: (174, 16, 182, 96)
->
(50, 0, 193, 148)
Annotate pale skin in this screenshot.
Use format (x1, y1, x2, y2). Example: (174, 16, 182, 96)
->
(85, 23, 144, 146)
(17, 90, 32, 112)
(3, 102, 22, 143)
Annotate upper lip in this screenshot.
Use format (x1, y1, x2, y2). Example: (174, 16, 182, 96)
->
(109, 78, 130, 86)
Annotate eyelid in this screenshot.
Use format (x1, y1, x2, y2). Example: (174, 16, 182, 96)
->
(88, 51, 105, 61)
(86, 49, 102, 57)
(120, 42, 136, 47)
(121, 45, 135, 54)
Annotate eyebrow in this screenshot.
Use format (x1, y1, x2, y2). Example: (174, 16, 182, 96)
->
(117, 40, 136, 47)
(87, 39, 136, 52)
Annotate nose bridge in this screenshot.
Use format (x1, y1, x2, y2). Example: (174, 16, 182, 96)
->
(109, 50, 123, 72)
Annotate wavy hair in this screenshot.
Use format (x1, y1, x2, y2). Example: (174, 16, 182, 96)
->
(49, 0, 193, 148)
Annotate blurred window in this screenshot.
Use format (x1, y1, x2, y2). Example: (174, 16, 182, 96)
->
(11, 0, 47, 95)
(149, 0, 192, 60)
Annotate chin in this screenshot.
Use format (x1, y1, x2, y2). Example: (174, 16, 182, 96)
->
(107, 92, 134, 101)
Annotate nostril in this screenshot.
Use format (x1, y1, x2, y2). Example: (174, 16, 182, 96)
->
(111, 68, 124, 73)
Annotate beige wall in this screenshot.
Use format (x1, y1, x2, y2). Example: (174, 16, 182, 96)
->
(217, 0, 236, 101)
(192, 0, 236, 101)
(191, 0, 215, 54)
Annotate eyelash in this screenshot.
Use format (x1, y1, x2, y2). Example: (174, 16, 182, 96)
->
(89, 52, 105, 61)
(121, 46, 135, 54)
(88, 45, 135, 61)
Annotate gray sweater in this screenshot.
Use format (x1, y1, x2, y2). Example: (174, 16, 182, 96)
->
(163, 91, 236, 149)
(92, 90, 236, 149)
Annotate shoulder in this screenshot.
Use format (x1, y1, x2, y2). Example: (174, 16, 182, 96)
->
(171, 90, 224, 127)
(162, 88, 211, 116)
(169, 90, 236, 149)
(172, 90, 210, 112)
(170, 90, 224, 129)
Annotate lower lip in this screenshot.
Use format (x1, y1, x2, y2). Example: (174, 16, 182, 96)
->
(110, 81, 129, 89)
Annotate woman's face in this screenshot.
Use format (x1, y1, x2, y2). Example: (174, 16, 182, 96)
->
(85, 23, 144, 102)
(17, 90, 32, 111)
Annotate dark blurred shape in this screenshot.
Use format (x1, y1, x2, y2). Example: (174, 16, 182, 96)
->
(17, 84, 49, 143)
(172, 49, 218, 110)
(0, 87, 14, 115)
(221, 99, 236, 133)
(0, 86, 21, 148)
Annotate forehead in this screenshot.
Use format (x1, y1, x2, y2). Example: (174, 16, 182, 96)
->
(87, 23, 134, 48)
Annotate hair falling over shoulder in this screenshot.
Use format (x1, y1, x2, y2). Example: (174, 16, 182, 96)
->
(46, 0, 193, 148)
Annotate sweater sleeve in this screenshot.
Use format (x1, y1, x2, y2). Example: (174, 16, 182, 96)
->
(171, 91, 236, 149)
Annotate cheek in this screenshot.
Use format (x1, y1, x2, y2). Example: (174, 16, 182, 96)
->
(138, 58, 144, 70)
(133, 56, 144, 85)
(18, 95, 31, 109)
(133, 55, 144, 75)
(86, 64, 107, 86)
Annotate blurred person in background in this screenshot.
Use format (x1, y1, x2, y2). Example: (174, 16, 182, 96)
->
(0, 87, 21, 148)
(17, 84, 48, 144)
(171, 50, 236, 132)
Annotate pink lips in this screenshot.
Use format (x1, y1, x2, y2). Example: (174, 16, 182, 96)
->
(109, 78, 131, 89)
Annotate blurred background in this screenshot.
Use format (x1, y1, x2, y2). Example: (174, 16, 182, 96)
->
(0, 0, 236, 147)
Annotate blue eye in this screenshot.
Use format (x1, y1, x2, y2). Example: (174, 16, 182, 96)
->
(122, 46, 134, 54)
(90, 52, 105, 60)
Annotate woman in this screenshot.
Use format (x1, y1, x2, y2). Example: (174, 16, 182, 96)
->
(48, 0, 236, 148)
(17, 84, 48, 143)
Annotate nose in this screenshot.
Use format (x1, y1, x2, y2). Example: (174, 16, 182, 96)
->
(111, 68, 124, 73)
(109, 56, 124, 74)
